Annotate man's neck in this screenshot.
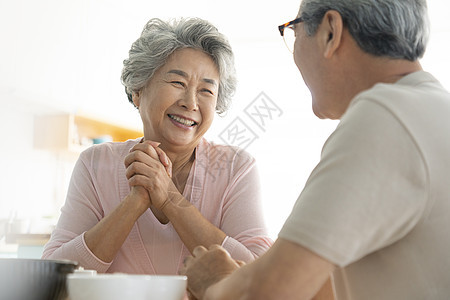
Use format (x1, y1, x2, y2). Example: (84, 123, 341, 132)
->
(335, 54, 423, 119)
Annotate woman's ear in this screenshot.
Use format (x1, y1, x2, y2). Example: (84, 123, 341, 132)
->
(132, 91, 141, 108)
(319, 10, 344, 59)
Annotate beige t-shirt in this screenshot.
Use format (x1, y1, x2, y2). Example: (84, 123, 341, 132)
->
(279, 71, 450, 299)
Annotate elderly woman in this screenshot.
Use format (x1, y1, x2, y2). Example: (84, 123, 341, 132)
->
(42, 17, 272, 275)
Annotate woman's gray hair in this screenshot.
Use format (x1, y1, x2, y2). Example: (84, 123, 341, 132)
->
(121, 18, 237, 114)
(299, 0, 430, 61)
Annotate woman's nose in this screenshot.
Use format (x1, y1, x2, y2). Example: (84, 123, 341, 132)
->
(179, 89, 198, 111)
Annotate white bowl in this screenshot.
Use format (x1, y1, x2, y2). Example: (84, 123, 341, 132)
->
(73, 267, 97, 276)
(67, 273, 187, 300)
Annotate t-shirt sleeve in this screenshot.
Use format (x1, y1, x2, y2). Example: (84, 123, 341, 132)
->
(42, 148, 112, 272)
(278, 98, 428, 267)
(219, 150, 273, 262)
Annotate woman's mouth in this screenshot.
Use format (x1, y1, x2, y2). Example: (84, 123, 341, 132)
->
(168, 114, 198, 127)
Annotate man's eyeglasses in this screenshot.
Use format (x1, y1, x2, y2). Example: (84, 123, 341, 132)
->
(278, 17, 303, 53)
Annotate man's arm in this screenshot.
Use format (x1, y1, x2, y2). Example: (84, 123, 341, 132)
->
(184, 238, 335, 300)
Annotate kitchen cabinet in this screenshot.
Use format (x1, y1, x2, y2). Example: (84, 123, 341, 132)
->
(34, 114, 143, 152)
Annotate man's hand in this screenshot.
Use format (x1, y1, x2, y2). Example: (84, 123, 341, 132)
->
(181, 245, 242, 299)
(182, 239, 335, 300)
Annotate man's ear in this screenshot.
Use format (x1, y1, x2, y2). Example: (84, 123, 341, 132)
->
(318, 10, 344, 59)
(132, 91, 141, 108)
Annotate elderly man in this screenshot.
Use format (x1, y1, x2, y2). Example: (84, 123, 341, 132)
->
(182, 0, 450, 299)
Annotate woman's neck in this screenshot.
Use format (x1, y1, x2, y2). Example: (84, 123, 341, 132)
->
(159, 144, 194, 170)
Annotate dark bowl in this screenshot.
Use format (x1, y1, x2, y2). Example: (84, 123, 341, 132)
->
(0, 258, 78, 300)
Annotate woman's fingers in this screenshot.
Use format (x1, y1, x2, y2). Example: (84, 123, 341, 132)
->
(125, 151, 170, 180)
(154, 147, 172, 178)
(126, 160, 154, 180)
(128, 174, 152, 188)
(140, 141, 172, 175)
(144, 140, 161, 148)
(127, 140, 171, 177)
(124, 150, 157, 170)
(129, 141, 159, 159)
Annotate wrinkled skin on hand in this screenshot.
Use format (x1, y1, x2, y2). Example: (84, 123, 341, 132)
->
(181, 245, 244, 299)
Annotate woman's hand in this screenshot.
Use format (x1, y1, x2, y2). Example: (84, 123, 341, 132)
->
(124, 140, 174, 210)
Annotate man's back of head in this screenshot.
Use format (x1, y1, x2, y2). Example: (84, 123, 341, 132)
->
(299, 0, 429, 61)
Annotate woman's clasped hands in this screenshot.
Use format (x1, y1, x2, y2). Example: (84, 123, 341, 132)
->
(124, 140, 175, 212)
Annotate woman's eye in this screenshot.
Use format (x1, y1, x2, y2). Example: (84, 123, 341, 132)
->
(201, 88, 214, 95)
(171, 81, 185, 87)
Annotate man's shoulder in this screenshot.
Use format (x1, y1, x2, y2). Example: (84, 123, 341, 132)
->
(355, 71, 446, 102)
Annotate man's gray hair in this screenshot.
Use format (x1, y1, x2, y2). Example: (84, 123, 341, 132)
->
(121, 18, 237, 114)
(299, 0, 430, 61)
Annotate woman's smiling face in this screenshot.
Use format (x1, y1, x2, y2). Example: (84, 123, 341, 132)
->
(133, 48, 220, 151)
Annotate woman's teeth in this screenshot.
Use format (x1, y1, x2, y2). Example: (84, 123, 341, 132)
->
(168, 114, 196, 126)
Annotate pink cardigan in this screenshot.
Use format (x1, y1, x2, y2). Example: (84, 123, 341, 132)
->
(42, 138, 272, 274)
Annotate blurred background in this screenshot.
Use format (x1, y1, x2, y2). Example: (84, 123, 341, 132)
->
(0, 0, 449, 257)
